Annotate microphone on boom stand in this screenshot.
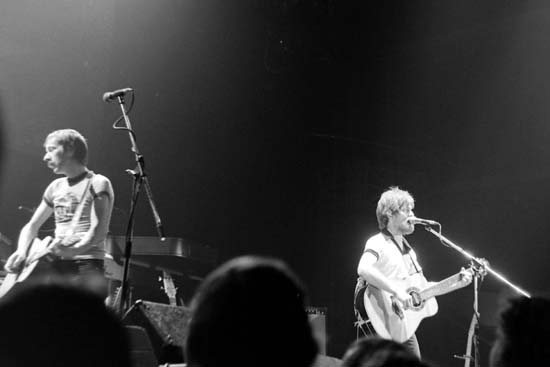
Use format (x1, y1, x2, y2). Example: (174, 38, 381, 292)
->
(102, 88, 133, 102)
(407, 217, 440, 226)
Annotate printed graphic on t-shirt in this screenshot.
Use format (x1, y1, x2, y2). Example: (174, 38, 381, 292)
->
(53, 193, 81, 224)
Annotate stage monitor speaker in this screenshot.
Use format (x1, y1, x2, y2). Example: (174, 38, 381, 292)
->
(125, 326, 158, 367)
(123, 300, 190, 364)
(306, 306, 327, 355)
(313, 355, 342, 367)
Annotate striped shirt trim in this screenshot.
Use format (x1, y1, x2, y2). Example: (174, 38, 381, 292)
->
(363, 248, 379, 261)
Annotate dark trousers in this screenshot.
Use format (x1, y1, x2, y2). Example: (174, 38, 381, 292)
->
(26, 258, 108, 299)
(403, 333, 421, 359)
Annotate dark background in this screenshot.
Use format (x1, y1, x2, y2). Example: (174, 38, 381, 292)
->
(1, 1, 549, 366)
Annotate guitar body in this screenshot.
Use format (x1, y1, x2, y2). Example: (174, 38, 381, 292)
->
(17, 237, 55, 282)
(0, 272, 18, 298)
(362, 272, 439, 343)
(0, 237, 54, 297)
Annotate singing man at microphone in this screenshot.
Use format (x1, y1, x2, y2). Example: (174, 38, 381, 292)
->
(355, 186, 472, 358)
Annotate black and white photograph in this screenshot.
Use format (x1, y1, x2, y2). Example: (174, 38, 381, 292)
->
(0, 1, 548, 367)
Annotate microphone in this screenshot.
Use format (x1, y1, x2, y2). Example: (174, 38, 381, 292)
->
(407, 217, 440, 226)
(102, 88, 133, 102)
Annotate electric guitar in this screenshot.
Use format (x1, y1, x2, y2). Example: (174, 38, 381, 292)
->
(0, 177, 93, 298)
(0, 236, 61, 297)
(358, 267, 474, 343)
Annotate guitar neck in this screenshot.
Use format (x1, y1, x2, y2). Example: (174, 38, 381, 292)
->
(168, 296, 177, 306)
(420, 272, 466, 301)
(162, 271, 178, 306)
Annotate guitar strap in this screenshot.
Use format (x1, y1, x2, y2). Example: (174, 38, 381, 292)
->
(402, 237, 421, 274)
(382, 229, 421, 274)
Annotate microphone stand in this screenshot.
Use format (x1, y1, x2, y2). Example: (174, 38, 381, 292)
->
(112, 94, 165, 316)
(422, 226, 530, 367)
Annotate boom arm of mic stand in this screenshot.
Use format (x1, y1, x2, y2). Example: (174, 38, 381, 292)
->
(423, 226, 531, 298)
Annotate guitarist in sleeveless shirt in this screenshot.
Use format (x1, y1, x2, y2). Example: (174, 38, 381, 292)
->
(356, 187, 471, 358)
(3, 129, 114, 298)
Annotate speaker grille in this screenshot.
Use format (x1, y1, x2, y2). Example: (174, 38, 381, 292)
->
(123, 300, 190, 364)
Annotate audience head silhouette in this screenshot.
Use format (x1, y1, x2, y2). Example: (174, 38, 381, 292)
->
(0, 281, 131, 367)
(490, 296, 550, 367)
(341, 336, 429, 367)
(185, 255, 318, 367)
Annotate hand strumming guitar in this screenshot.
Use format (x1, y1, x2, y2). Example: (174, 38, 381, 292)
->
(4, 251, 27, 273)
(394, 288, 413, 308)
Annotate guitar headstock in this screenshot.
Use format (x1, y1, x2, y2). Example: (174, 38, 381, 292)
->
(0, 232, 13, 247)
(471, 258, 489, 277)
(461, 258, 488, 283)
(161, 271, 178, 306)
